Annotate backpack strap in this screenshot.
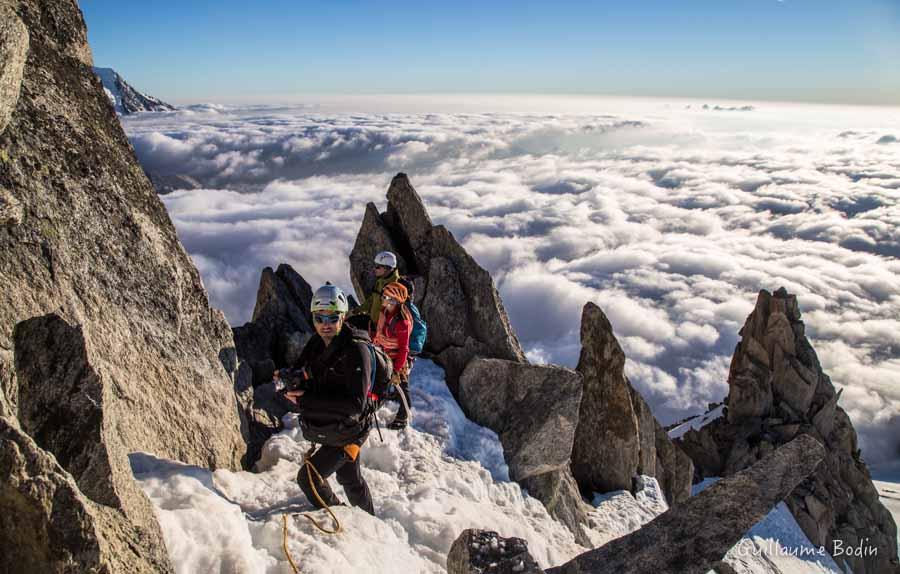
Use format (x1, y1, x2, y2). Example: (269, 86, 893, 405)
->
(365, 343, 377, 393)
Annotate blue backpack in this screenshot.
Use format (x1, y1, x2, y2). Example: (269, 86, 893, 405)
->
(396, 276, 427, 355)
(406, 302, 427, 355)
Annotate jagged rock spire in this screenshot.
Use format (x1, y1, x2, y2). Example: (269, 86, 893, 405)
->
(676, 288, 899, 574)
(572, 302, 693, 506)
(349, 173, 526, 392)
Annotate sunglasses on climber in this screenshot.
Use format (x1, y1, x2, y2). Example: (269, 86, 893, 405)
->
(381, 295, 399, 305)
(313, 313, 342, 325)
(374, 264, 392, 271)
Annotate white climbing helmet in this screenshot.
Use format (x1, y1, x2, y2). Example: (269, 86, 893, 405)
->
(374, 251, 398, 269)
(310, 284, 349, 314)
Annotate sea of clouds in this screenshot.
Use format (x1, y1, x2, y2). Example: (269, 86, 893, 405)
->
(120, 96, 900, 465)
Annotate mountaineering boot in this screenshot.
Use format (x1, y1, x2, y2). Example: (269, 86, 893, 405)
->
(387, 415, 408, 430)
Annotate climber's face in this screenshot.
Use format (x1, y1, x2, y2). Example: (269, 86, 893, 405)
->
(313, 311, 343, 341)
(374, 264, 392, 278)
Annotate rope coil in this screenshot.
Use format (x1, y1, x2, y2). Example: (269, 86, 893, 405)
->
(281, 446, 343, 573)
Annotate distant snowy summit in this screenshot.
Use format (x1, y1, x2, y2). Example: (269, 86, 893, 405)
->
(92, 67, 175, 115)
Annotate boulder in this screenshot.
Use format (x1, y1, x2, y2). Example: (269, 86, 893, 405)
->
(547, 435, 827, 574)
(0, 1, 247, 570)
(675, 288, 900, 574)
(1, 416, 173, 573)
(421, 257, 469, 350)
(812, 388, 841, 440)
(349, 173, 526, 393)
(447, 529, 544, 574)
(572, 302, 692, 505)
(459, 358, 591, 543)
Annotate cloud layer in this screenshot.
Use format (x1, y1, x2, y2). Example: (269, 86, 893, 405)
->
(125, 100, 900, 465)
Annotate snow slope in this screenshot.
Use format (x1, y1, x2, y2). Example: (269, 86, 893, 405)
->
(131, 360, 588, 573)
(132, 360, 852, 573)
(668, 404, 726, 440)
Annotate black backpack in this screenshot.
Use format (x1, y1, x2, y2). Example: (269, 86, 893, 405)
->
(298, 337, 393, 447)
(359, 337, 393, 399)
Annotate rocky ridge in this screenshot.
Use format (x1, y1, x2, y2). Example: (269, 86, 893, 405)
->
(349, 173, 699, 541)
(0, 1, 247, 572)
(92, 66, 175, 115)
(675, 288, 899, 573)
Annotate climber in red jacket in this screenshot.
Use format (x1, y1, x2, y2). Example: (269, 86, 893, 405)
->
(373, 281, 413, 430)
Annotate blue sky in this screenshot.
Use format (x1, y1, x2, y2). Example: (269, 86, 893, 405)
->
(81, 0, 900, 105)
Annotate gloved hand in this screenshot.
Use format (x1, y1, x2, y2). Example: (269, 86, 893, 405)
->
(389, 372, 402, 387)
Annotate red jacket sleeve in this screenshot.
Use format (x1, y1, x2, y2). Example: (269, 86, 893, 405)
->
(392, 318, 410, 371)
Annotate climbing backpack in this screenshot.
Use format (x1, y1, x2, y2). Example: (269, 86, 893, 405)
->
(405, 301, 427, 355)
(361, 338, 393, 399)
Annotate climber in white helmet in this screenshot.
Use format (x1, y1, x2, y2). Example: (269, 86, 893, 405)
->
(348, 251, 400, 332)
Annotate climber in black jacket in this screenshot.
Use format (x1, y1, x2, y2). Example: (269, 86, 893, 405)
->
(278, 284, 377, 515)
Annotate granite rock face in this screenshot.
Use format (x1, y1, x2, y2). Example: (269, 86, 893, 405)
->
(349, 173, 526, 393)
(675, 288, 899, 574)
(447, 529, 545, 574)
(548, 435, 827, 574)
(572, 303, 693, 506)
(0, 0, 247, 570)
(459, 358, 591, 543)
(0, 2, 28, 136)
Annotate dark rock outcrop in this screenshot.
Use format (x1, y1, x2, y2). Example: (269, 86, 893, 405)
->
(675, 288, 899, 574)
(233, 263, 314, 387)
(548, 434, 827, 574)
(572, 302, 693, 506)
(447, 529, 545, 574)
(349, 173, 526, 393)
(232, 264, 315, 467)
(459, 358, 591, 543)
(0, 1, 247, 571)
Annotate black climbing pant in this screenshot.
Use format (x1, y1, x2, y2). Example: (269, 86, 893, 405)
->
(395, 372, 411, 422)
(297, 446, 374, 515)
